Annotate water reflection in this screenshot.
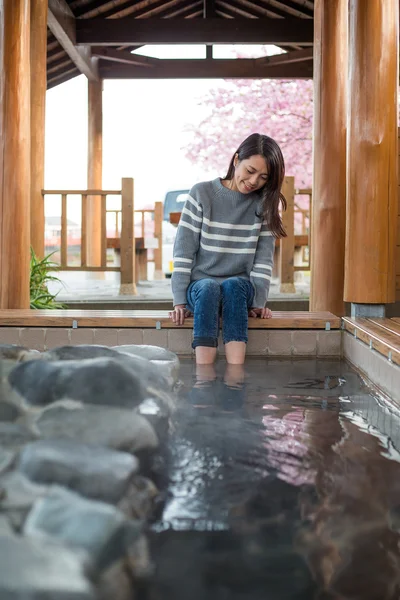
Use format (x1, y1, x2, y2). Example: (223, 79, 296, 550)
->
(148, 359, 400, 600)
(188, 363, 246, 412)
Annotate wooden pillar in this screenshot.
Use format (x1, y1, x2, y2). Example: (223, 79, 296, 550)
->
(153, 201, 163, 279)
(30, 0, 47, 259)
(120, 178, 137, 295)
(310, 0, 347, 316)
(0, 0, 31, 308)
(87, 78, 103, 266)
(396, 129, 400, 302)
(344, 0, 398, 306)
(279, 176, 295, 293)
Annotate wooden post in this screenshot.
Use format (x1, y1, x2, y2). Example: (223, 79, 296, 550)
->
(310, 0, 347, 316)
(344, 0, 398, 306)
(30, 0, 47, 259)
(280, 176, 295, 293)
(87, 78, 103, 266)
(397, 129, 400, 302)
(0, 0, 31, 308)
(120, 178, 137, 295)
(153, 201, 163, 279)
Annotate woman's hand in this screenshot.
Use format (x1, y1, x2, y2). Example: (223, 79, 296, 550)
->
(248, 307, 273, 319)
(169, 304, 193, 326)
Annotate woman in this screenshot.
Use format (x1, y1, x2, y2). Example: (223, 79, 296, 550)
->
(169, 133, 286, 365)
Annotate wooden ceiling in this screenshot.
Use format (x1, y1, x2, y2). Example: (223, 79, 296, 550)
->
(47, 0, 315, 89)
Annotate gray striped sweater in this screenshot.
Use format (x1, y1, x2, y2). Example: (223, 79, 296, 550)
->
(171, 178, 275, 308)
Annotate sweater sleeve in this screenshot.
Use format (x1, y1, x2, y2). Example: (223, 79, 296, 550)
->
(171, 189, 203, 306)
(250, 222, 275, 308)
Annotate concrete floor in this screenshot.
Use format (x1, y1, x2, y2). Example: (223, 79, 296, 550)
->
(50, 270, 310, 308)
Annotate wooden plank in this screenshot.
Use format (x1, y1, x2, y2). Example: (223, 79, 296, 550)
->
(53, 266, 120, 272)
(30, 0, 47, 259)
(367, 317, 400, 338)
(342, 317, 400, 365)
(101, 195, 107, 268)
(48, 0, 98, 81)
(92, 47, 159, 68)
(280, 176, 295, 293)
(154, 201, 163, 273)
(98, 59, 314, 80)
(43, 189, 120, 195)
(0, 310, 341, 329)
(87, 78, 103, 267)
(256, 47, 313, 66)
(76, 17, 314, 46)
(120, 178, 137, 294)
(81, 193, 87, 266)
(60, 194, 67, 267)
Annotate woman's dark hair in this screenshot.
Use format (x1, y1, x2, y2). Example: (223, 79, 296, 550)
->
(224, 133, 287, 238)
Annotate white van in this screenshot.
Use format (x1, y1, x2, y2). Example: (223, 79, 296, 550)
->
(162, 189, 190, 278)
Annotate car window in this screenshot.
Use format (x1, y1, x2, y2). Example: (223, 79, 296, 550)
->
(163, 190, 190, 220)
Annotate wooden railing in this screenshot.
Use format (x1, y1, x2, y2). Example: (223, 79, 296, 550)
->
(42, 178, 163, 294)
(278, 178, 311, 293)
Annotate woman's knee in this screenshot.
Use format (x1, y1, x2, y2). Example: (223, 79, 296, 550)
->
(195, 278, 221, 300)
(221, 277, 245, 296)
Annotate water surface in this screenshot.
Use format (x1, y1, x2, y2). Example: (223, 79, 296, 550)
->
(145, 358, 400, 600)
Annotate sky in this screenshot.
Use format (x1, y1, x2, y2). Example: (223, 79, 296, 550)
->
(44, 44, 281, 221)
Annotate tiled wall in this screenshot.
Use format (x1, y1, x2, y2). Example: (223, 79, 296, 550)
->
(0, 327, 342, 357)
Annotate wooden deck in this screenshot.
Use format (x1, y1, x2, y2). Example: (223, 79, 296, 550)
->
(0, 310, 341, 330)
(342, 317, 400, 366)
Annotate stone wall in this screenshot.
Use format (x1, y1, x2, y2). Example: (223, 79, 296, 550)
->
(0, 327, 343, 357)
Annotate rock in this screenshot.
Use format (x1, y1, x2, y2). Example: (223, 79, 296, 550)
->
(0, 471, 49, 511)
(0, 471, 49, 531)
(29, 404, 159, 454)
(0, 446, 15, 474)
(113, 345, 180, 384)
(24, 487, 144, 573)
(113, 344, 178, 366)
(0, 514, 14, 535)
(118, 475, 159, 520)
(0, 422, 37, 451)
(96, 561, 132, 600)
(0, 344, 39, 361)
(8, 357, 147, 410)
(0, 400, 21, 422)
(41, 345, 119, 362)
(0, 533, 94, 599)
(17, 439, 139, 504)
(33, 344, 177, 405)
(136, 397, 171, 443)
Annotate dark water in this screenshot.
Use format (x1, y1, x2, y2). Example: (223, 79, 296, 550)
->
(144, 359, 400, 600)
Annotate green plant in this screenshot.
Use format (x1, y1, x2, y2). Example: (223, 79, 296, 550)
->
(30, 248, 66, 309)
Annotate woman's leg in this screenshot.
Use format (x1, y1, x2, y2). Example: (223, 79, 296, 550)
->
(221, 277, 254, 365)
(187, 279, 221, 364)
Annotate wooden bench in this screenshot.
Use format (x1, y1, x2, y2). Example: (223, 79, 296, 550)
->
(106, 236, 159, 282)
(0, 310, 340, 329)
(342, 317, 400, 366)
(0, 310, 341, 356)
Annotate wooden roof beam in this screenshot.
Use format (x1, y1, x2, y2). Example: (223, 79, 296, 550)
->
(76, 17, 314, 45)
(48, 0, 99, 81)
(92, 47, 160, 67)
(98, 57, 313, 78)
(256, 47, 313, 65)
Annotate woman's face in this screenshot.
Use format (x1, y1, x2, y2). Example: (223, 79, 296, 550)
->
(231, 154, 268, 194)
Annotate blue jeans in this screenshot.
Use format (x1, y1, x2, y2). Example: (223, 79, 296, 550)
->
(187, 277, 254, 349)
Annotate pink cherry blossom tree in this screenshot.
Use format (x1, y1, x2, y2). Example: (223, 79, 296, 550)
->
(183, 78, 313, 189)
